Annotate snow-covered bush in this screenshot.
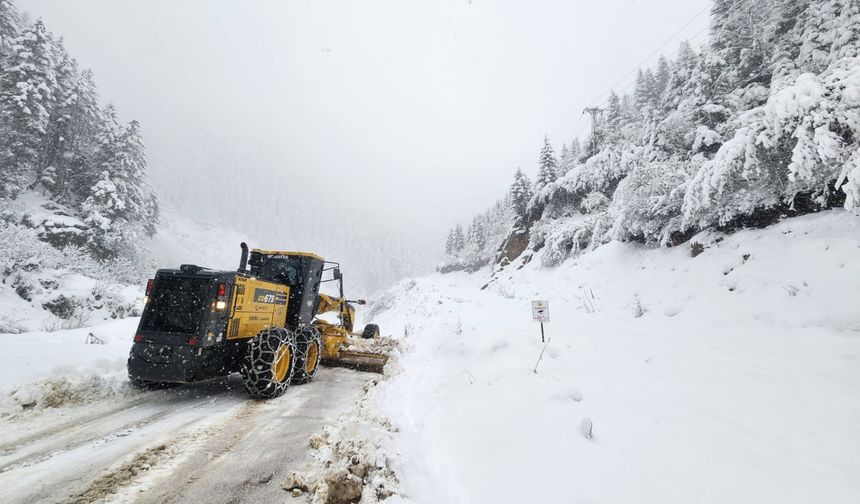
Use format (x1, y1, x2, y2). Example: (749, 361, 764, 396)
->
(526, 145, 645, 226)
(534, 213, 610, 267)
(580, 191, 609, 215)
(0, 314, 27, 334)
(610, 160, 695, 244)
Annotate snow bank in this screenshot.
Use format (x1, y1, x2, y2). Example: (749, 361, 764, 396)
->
(370, 210, 860, 503)
(0, 317, 139, 416)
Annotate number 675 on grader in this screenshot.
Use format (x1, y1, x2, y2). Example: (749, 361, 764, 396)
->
(127, 243, 388, 399)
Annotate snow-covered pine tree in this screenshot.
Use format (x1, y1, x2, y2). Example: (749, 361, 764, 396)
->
(569, 138, 582, 164)
(81, 169, 126, 258)
(558, 144, 570, 173)
(797, 0, 860, 74)
(59, 68, 101, 203)
(509, 168, 533, 222)
(82, 105, 162, 257)
(535, 135, 558, 189)
(0, 19, 56, 198)
(470, 215, 487, 250)
(117, 119, 159, 235)
(654, 55, 671, 102)
(605, 91, 623, 134)
(0, 0, 20, 61)
(769, 0, 810, 85)
(634, 68, 658, 114)
(452, 224, 465, 252)
(38, 37, 76, 195)
(445, 229, 454, 255)
(710, 0, 776, 87)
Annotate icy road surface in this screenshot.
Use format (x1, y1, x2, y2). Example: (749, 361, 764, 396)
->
(0, 369, 371, 504)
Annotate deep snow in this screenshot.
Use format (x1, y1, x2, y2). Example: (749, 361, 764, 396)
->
(367, 210, 860, 503)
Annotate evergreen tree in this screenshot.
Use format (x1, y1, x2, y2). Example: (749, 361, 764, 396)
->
(117, 119, 159, 235)
(0, 0, 20, 61)
(55, 68, 100, 203)
(569, 137, 582, 164)
(769, 0, 810, 84)
(654, 56, 671, 101)
(605, 91, 622, 132)
(535, 135, 558, 189)
(620, 93, 637, 123)
(81, 169, 128, 258)
(634, 68, 658, 113)
(38, 38, 75, 194)
(0, 19, 56, 198)
(452, 224, 465, 252)
(470, 215, 487, 250)
(509, 168, 532, 222)
(797, 0, 860, 74)
(445, 229, 455, 255)
(558, 144, 571, 175)
(663, 41, 699, 112)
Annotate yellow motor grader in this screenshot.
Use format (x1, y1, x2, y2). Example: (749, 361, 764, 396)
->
(127, 243, 387, 399)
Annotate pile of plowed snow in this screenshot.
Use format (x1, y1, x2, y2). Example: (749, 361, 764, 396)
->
(368, 210, 860, 503)
(0, 318, 139, 416)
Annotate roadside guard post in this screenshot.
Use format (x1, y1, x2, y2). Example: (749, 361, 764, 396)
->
(531, 300, 549, 342)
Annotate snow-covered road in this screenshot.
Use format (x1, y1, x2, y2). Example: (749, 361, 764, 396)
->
(0, 369, 372, 504)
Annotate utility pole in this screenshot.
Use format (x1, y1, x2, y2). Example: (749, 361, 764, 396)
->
(583, 107, 603, 156)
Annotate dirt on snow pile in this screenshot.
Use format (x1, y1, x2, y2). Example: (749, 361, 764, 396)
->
(286, 352, 408, 504)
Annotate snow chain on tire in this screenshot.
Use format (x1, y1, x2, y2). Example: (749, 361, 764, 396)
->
(241, 327, 297, 399)
(292, 327, 322, 385)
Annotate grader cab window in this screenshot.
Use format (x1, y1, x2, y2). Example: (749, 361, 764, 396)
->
(256, 257, 302, 286)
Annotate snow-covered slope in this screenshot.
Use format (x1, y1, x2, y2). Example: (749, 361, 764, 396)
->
(149, 210, 253, 270)
(369, 210, 860, 503)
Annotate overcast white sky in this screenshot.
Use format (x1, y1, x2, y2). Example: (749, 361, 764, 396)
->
(18, 0, 711, 257)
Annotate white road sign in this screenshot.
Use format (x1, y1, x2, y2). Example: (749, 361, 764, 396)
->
(532, 300, 550, 323)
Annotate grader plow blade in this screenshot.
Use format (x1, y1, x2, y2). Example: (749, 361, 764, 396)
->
(321, 350, 388, 374)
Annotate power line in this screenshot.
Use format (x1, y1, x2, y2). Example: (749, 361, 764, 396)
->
(585, 0, 753, 110)
(591, 23, 714, 109)
(586, 4, 713, 108)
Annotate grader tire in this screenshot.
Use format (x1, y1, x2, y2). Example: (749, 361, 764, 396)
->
(292, 327, 322, 385)
(241, 327, 297, 399)
(361, 323, 380, 339)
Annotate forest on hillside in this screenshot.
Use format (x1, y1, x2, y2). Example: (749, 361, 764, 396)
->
(443, 0, 860, 271)
(0, 0, 158, 268)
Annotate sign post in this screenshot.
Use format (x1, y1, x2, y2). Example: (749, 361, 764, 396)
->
(531, 300, 549, 342)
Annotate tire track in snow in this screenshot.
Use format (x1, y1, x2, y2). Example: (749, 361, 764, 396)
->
(0, 378, 250, 504)
(62, 403, 259, 504)
(0, 397, 148, 457)
(0, 407, 171, 475)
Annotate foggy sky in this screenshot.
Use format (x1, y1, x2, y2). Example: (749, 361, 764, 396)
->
(18, 0, 711, 258)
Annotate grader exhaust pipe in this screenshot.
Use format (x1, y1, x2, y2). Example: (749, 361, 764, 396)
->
(238, 242, 249, 272)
